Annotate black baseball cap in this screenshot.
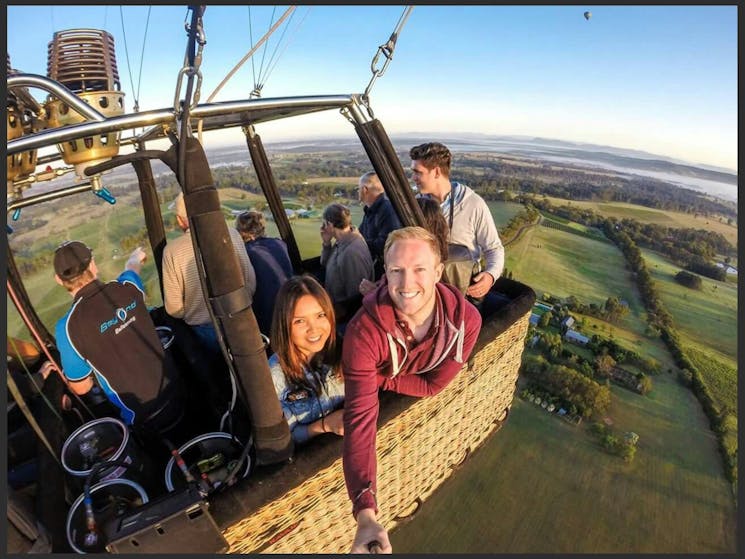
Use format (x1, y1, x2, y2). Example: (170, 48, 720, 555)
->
(54, 241, 93, 280)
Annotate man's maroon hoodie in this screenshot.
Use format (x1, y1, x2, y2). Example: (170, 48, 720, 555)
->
(342, 278, 482, 516)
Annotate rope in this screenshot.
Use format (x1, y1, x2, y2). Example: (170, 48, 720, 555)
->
(247, 7, 257, 91)
(362, 5, 414, 106)
(120, 7, 137, 109)
(203, 6, 295, 103)
(260, 6, 308, 89)
(120, 6, 153, 113)
(6, 278, 96, 419)
(196, 5, 295, 143)
(255, 6, 277, 89)
(6, 280, 62, 378)
(135, 7, 152, 110)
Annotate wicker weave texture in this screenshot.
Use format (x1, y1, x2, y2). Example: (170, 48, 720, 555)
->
(223, 310, 530, 553)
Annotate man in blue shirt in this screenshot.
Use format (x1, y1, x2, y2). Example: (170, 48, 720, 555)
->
(54, 241, 183, 432)
(357, 171, 401, 280)
(235, 210, 294, 336)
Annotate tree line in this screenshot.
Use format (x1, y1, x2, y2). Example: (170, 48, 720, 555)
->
(520, 195, 735, 487)
(527, 196, 735, 282)
(601, 214, 737, 487)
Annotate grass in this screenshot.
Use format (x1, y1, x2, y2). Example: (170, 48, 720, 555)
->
(541, 196, 738, 248)
(391, 374, 736, 553)
(540, 214, 608, 240)
(685, 347, 737, 422)
(641, 248, 737, 366)
(506, 220, 644, 313)
(577, 315, 674, 371)
(503, 216, 677, 371)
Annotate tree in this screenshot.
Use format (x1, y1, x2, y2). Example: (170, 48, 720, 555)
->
(637, 374, 653, 395)
(619, 441, 637, 463)
(538, 311, 552, 328)
(594, 354, 617, 378)
(678, 369, 693, 387)
(674, 270, 702, 290)
(604, 296, 629, 322)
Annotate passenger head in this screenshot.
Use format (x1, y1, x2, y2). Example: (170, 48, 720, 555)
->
(384, 226, 443, 268)
(409, 142, 452, 178)
(173, 192, 189, 231)
(383, 226, 444, 319)
(235, 210, 266, 242)
(358, 171, 384, 206)
(416, 197, 449, 263)
(323, 203, 352, 231)
(53, 240, 97, 292)
(271, 275, 340, 385)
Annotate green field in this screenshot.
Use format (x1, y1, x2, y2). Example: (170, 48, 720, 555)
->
(542, 196, 738, 247)
(505, 218, 643, 312)
(641, 249, 737, 367)
(392, 376, 736, 553)
(639, 248, 737, 420)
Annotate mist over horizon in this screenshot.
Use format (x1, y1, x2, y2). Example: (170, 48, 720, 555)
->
(206, 133, 737, 204)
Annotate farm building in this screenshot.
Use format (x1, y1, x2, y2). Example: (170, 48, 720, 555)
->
(529, 313, 540, 326)
(716, 262, 738, 275)
(564, 329, 590, 346)
(561, 316, 575, 330)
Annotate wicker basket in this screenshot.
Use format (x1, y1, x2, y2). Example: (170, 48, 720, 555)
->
(221, 278, 535, 553)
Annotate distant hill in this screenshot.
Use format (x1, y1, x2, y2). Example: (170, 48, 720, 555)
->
(242, 133, 737, 203)
(387, 133, 737, 184)
(24, 134, 735, 203)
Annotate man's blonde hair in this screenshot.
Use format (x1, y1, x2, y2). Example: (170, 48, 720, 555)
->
(384, 226, 441, 266)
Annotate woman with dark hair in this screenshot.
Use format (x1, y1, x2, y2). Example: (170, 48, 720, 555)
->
(416, 196, 474, 295)
(415, 197, 449, 263)
(269, 275, 344, 444)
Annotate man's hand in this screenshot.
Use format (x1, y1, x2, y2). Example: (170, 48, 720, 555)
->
(38, 360, 59, 381)
(466, 271, 495, 299)
(351, 509, 391, 554)
(125, 246, 147, 273)
(320, 221, 333, 246)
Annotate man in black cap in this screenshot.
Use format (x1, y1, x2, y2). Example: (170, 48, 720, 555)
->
(53, 241, 183, 433)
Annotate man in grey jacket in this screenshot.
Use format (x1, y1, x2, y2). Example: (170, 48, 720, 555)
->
(410, 142, 504, 299)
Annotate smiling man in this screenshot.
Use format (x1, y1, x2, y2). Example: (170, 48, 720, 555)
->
(341, 226, 482, 553)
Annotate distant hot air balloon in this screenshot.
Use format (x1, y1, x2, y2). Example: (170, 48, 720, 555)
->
(584, 11, 592, 20)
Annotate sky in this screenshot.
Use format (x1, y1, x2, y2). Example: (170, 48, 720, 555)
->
(6, 4, 738, 171)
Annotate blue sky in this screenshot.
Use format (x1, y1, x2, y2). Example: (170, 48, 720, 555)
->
(6, 5, 737, 171)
